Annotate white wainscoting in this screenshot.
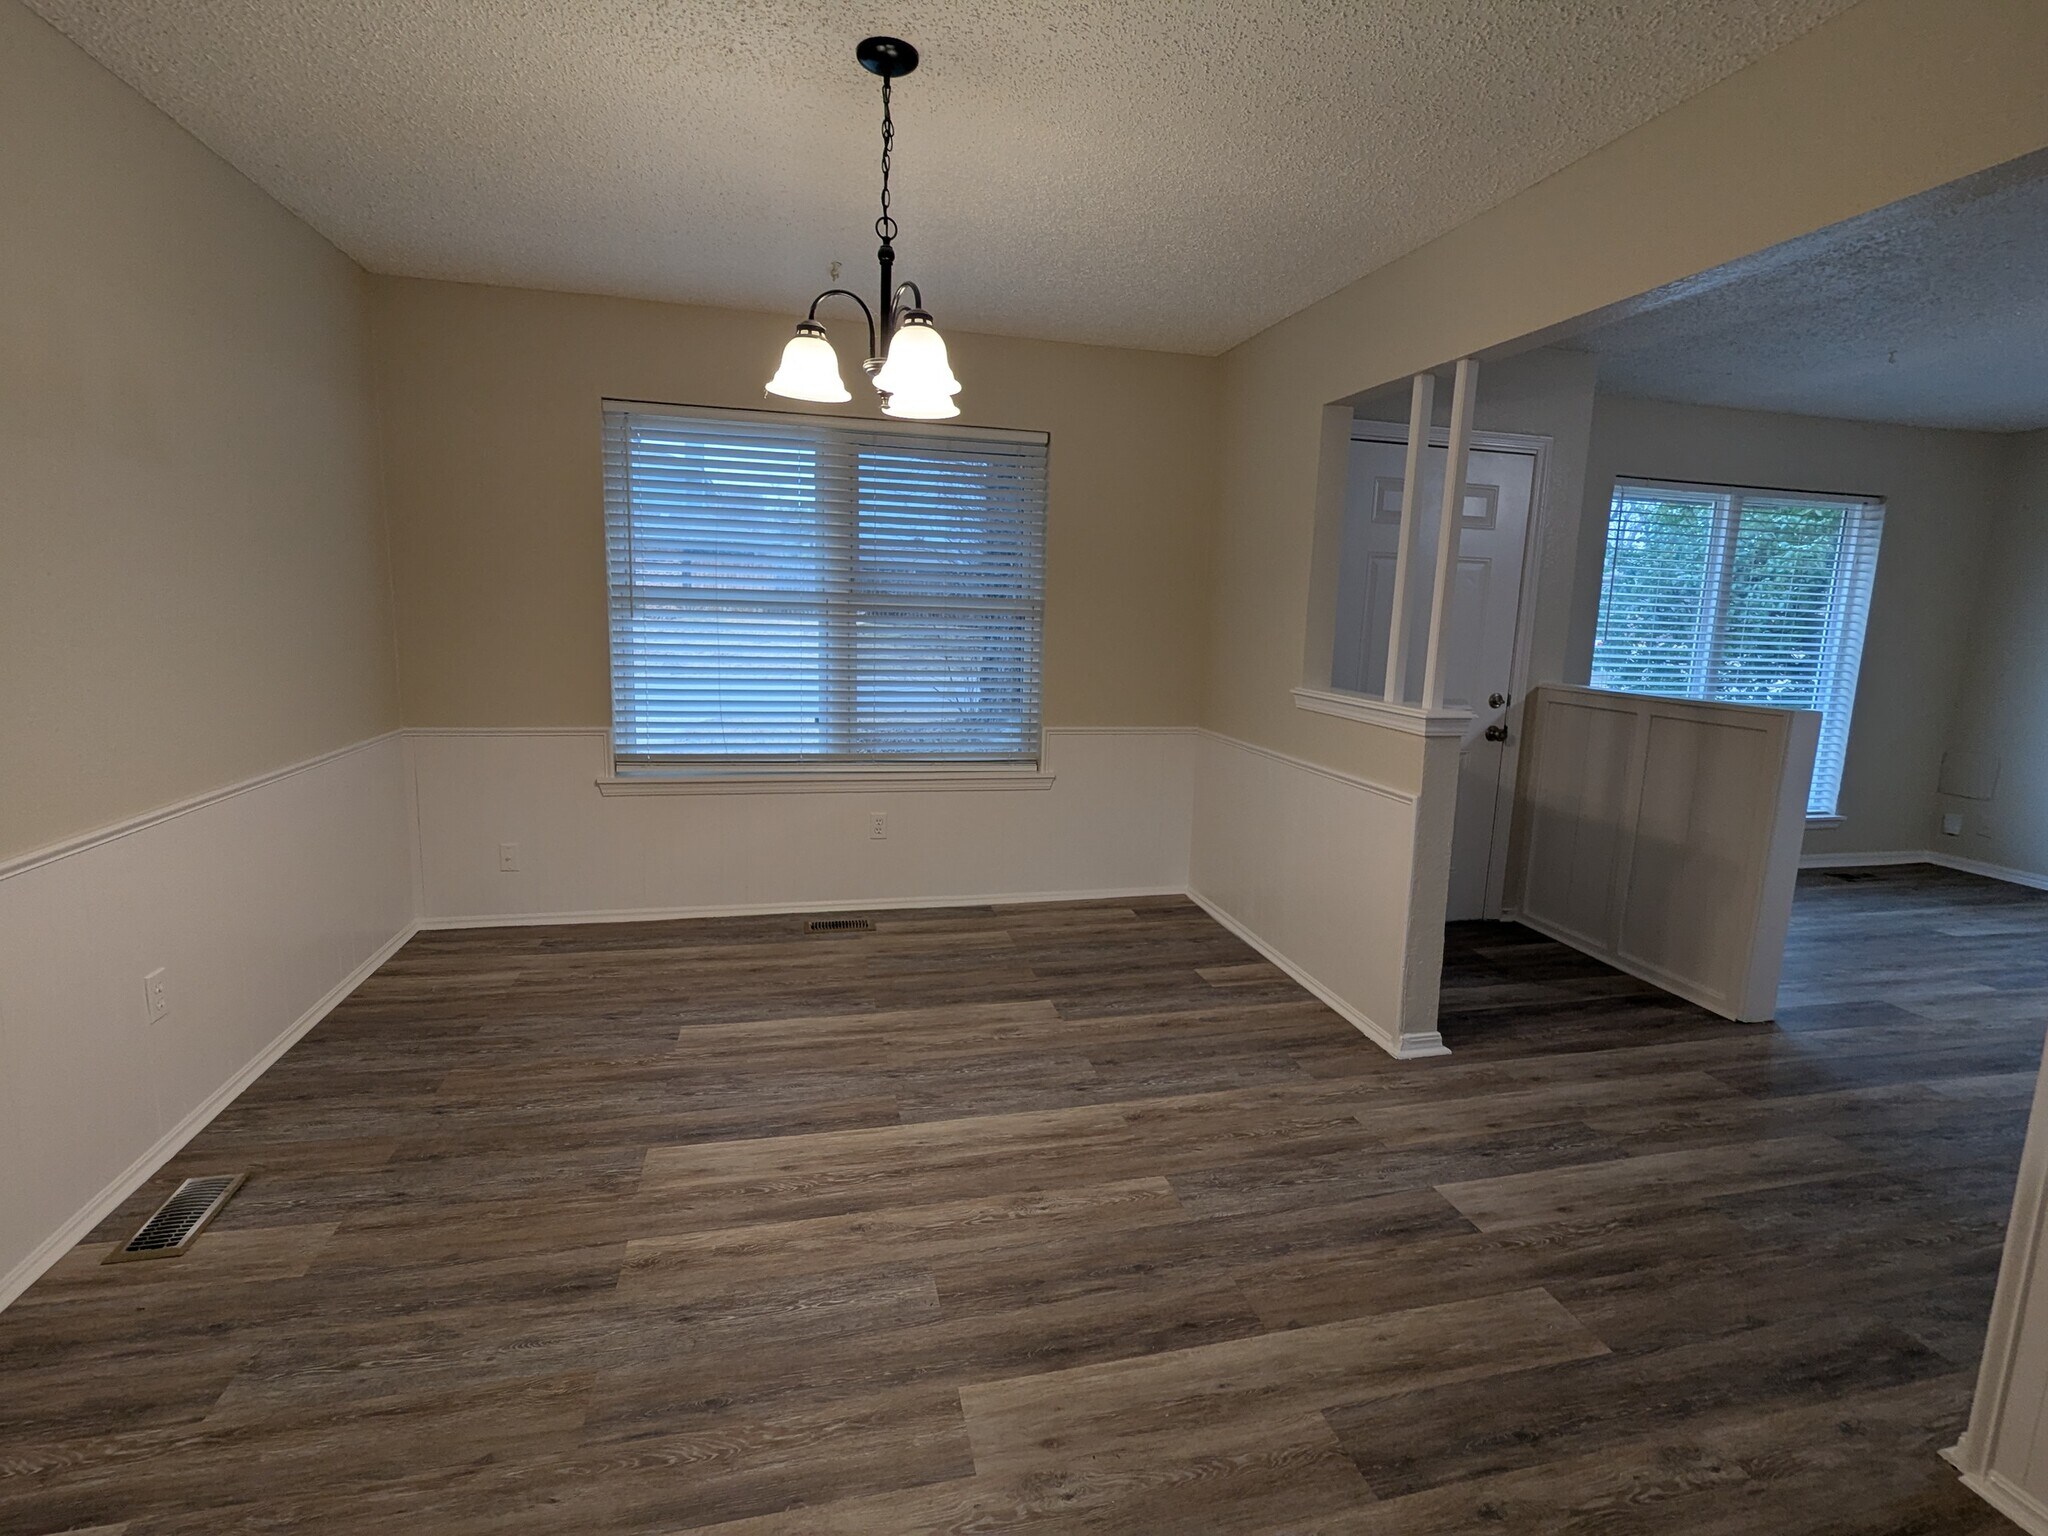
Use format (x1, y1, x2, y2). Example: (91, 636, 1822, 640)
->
(0, 734, 415, 1308)
(2, 718, 1455, 1311)
(1507, 685, 1817, 1023)
(408, 727, 1196, 925)
(1187, 731, 1443, 1058)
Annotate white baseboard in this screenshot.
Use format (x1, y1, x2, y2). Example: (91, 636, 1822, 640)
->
(1513, 909, 1760, 1024)
(1930, 851, 2048, 894)
(3, 877, 1413, 1309)
(1798, 849, 1932, 870)
(0, 920, 418, 1312)
(1955, 1469, 2048, 1535)
(418, 887, 1185, 930)
(1186, 888, 1446, 1061)
(1800, 847, 2048, 893)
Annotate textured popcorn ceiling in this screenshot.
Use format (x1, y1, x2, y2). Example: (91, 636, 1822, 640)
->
(1570, 156, 2048, 432)
(26, 0, 1856, 353)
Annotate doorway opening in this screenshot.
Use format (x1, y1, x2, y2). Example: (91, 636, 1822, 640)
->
(1331, 422, 1549, 919)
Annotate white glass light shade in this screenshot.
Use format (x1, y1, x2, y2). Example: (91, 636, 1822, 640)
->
(880, 389, 961, 420)
(766, 324, 852, 402)
(871, 312, 961, 398)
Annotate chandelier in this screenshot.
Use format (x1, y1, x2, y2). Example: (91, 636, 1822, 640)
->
(766, 36, 961, 420)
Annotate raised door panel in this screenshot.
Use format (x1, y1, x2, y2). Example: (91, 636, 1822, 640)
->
(1517, 697, 1640, 950)
(1617, 712, 1775, 1004)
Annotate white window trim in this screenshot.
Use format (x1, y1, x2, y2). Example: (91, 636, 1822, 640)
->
(596, 766, 1056, 795)
(602, 399, 1051, 783)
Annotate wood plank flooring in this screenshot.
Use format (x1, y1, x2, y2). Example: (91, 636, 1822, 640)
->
(1, 864, 2041, 1533)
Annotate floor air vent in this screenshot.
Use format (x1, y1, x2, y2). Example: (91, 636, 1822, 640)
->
(105, 1173, 246, 1263)
(806, 917, 874, 933)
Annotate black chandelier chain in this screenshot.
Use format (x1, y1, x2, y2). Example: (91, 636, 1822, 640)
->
(876, 77, 898, 246)
(775, 35, 932, 385)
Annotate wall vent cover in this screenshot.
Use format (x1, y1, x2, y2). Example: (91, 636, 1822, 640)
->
(806, 917, 874, 933)
(105, 1173, 246, 1263)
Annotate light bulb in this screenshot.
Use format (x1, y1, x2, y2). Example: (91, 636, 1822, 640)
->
(766, 322, 852, 403)
(871, 311, 961, 398)
(881, 389, 961, 421)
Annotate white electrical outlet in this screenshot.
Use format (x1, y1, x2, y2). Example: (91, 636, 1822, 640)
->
(1941, 812, 1964, 837)
(498, 841, 521, 872)
(868, 812, 888, 840)
(142, 967, 169, 1024)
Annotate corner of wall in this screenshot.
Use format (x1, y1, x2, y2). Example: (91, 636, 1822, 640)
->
(361, 269, 412, 736)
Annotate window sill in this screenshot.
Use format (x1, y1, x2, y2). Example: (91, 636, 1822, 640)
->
(1291, 687, 1473, 738)
(1805, 814, 1845, 828)
(596, 769, 1056, 796)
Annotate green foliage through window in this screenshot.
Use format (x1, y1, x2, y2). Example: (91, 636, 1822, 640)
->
(1590, 480, 1884, 818)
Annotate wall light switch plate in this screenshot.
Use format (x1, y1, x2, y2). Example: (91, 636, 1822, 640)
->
(142, 968, 169, 1024)
(868, 812, 888, 840)
(1941, 812, 1964, 837)
(498, 841, 521, 872)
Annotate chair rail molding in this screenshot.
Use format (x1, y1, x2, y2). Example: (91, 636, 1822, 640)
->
(0, 732, 415, 1310)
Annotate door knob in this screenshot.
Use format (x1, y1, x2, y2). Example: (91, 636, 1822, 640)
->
(1488, 692, 1509, 709)
(1484, 723, 1508, 743)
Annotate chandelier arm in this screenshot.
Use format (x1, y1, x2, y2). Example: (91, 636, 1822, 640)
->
(890, 281, 924, 314)
(804, 288, 879, 361)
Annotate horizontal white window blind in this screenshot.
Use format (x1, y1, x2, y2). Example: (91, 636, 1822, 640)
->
(603, 402, 1048, 771)
(1591, 478, 1884, 819)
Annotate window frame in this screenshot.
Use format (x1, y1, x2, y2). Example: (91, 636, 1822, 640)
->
(597, 399, 1054, 793)
(1590, 475, 1886, 822)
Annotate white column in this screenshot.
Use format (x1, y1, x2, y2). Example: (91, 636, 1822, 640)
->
(1422, 357, 1477, 711)
(1380, 372, 1435, 703)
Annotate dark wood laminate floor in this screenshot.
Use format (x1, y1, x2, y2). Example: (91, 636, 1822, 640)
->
(2, 865, 2040, 1533)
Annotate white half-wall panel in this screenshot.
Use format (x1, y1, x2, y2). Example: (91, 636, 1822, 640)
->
(0, 735, 415, 1306)
(1507, 684, 1816, 1022)
(1188, 731, 1439, 1058)
(409, 728, 1195, 924)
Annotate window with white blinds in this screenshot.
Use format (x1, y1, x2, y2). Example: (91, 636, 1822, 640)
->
(1590, 479, 1885, 818)
(602, 402, 1049, 773)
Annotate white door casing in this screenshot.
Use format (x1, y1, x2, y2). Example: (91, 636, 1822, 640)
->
(1332, 426, 1545, 921)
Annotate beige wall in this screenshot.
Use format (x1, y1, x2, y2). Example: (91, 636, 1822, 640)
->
(1205, 0, 2048, 794)
(1943, 430, 2048, 874)
(0, 0, 396, 861)
(1573, 394, 2005, 858)
(368, 277, 1220, 730)
(8, 0, 2046, 862)
(1329, 345, 1599, 700)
